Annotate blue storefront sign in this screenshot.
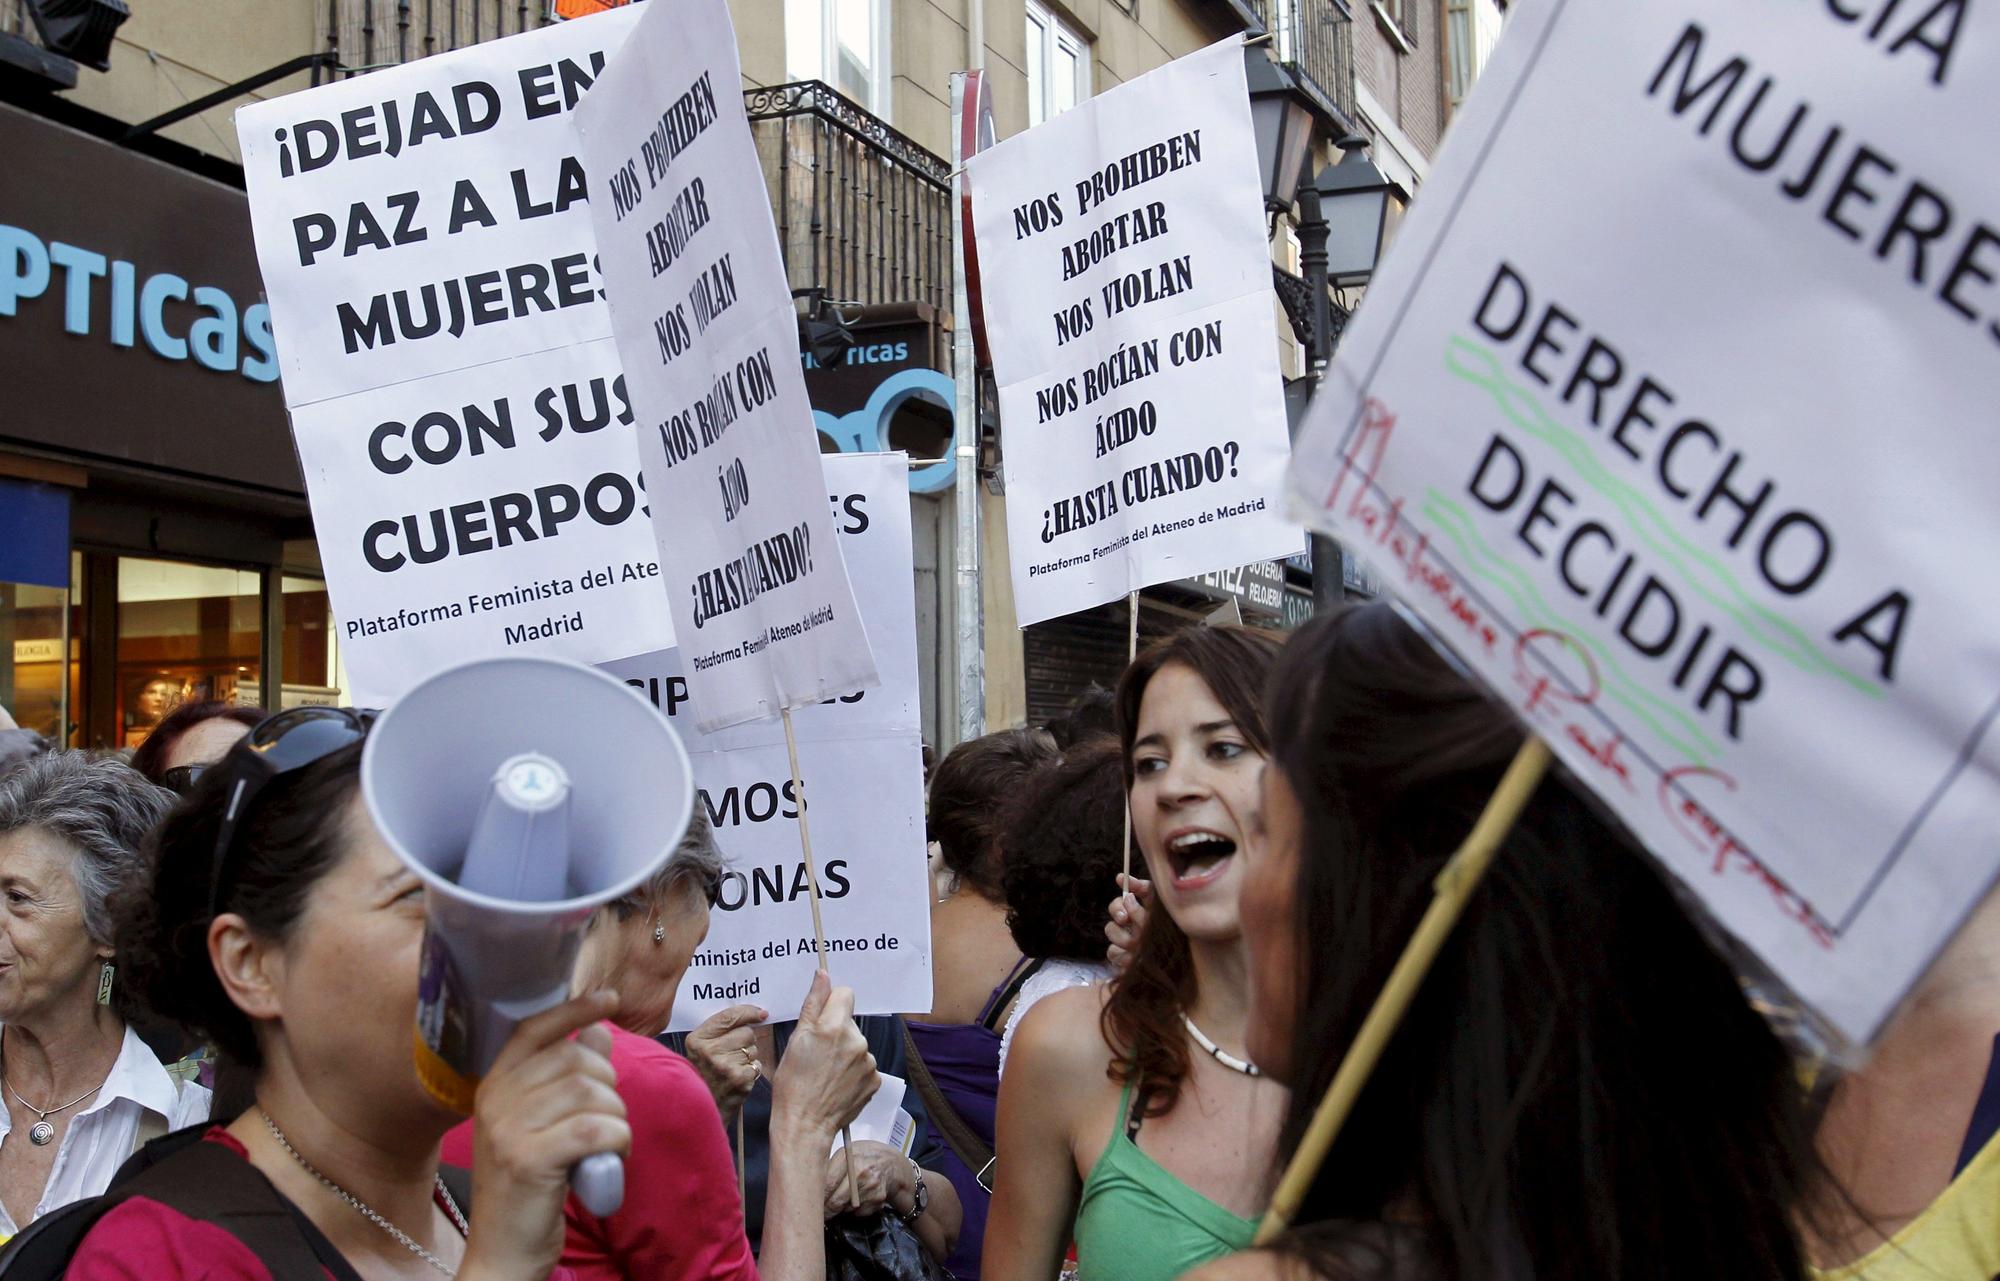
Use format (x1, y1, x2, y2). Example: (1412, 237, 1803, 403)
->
(0, 477, 70, 588)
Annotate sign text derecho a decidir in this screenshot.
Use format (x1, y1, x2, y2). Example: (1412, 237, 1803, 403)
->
(1285, 0, 1999, 1045)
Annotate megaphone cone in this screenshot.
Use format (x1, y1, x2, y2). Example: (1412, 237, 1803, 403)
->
(362, 655, 694, 1217)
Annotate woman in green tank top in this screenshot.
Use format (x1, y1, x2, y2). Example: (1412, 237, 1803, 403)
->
(984, 627, 1290, 1281)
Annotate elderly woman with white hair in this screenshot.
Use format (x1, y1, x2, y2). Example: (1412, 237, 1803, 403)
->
(0, 752, 210, 1234)
(444, 807, 879, 1281)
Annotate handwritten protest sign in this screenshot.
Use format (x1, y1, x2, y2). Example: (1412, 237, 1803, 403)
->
(1288, 0, 2000, 1043)
(602, 455, 929, 1028)
(236, 10, 673, 705)
(574, 0, 877, 731)
(967, 37, 1301, 626)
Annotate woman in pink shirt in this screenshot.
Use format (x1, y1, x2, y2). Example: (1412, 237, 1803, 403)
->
(443, 809, 880, 1281)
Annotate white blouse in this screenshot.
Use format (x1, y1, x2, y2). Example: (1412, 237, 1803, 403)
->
(0, 1024, 212, 1238)
(998, 958, 1114, 1078)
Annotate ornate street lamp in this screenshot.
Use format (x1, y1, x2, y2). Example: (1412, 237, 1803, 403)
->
(1244, 45, 1317, 216)
(1316, 136, 1409, 287)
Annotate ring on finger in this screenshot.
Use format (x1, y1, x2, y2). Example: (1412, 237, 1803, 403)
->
(739, 1046, 757, 1065)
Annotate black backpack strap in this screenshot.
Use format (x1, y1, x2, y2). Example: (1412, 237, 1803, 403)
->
(978, 957, 1045, 1033)
(901, 1022, 996, 1193)
(119, 1139, 364, 1281)
(0, 1127, 216, 1277)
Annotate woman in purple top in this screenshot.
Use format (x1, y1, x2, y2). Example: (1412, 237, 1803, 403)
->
(906, 728, 1059, 1281)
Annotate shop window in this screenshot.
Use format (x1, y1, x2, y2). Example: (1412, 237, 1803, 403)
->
(0, 573, 75, 746)
(114, 558, 263, 749)
(1027, 1, 1091, 128)
(787, 0, 891, 117)
(240, 576, 346, 710)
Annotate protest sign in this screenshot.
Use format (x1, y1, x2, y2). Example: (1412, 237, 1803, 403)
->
(1287, 0, 2000, 1044)
(574, 0, 877, 732)
(601, 454, 930, 1029)
(236, 10, 676, 705)
(966, 36, 1301, 627)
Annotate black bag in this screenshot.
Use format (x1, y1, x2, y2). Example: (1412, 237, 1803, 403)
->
(0, 1124, 471, 1280)
(825, 1211, 957, 1281)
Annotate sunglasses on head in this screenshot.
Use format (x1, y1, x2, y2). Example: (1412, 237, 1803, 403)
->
(158, 764, 206, 797)
(205, 706, 376, 918)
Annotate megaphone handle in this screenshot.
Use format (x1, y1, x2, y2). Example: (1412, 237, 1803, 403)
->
(572, 1152, 624, 1217)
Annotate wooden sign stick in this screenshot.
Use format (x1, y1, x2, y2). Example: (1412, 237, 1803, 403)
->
(1121, 590, 1141, 906)
(781, 705, 860, 1208)
(1253, 736, 1553, 1244)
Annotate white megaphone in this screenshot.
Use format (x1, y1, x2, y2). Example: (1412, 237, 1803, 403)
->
(361, 655, 694, 1218)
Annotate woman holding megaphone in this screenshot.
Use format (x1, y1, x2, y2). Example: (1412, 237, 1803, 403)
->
(68, 710, 631, 1279)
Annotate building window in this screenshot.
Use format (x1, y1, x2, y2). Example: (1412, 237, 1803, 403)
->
(1372, 0, 1418, 53)
(1026, 1, 1090, 128)
(1447, 0, 1505, 110)
(787, 0, 891, 116)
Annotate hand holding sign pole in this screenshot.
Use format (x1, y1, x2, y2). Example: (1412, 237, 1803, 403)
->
(1253, 735, 1552, 1241)
(572, 0, 880, 1201)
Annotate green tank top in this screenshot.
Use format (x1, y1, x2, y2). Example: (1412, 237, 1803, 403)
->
(1072, 1082, 1259, 1281)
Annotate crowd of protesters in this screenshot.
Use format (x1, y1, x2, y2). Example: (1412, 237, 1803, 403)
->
(0, 604, 1989, 1279)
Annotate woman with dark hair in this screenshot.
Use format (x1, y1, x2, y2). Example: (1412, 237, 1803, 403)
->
(984, 625, 1290, 1281)
(127, 701, 264, 794)
(1193, 603, 1821, 1281)
(70, 710, 634, 1279)
(994, 736, 1124, 1076)
(895, 727, 1061, 1281)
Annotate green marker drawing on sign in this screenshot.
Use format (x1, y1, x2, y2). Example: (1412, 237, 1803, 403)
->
(1423, 489, 1721, 765)
(1443, 336, 1880, 698)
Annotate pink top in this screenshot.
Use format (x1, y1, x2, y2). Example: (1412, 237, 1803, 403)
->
(442, 1024, 758, 1281)
(68, 1129, 543, 1280)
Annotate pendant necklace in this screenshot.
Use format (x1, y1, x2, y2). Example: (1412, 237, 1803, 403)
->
(5, 1077, 104, 1146)
(1183, 1013, 1261, 1077)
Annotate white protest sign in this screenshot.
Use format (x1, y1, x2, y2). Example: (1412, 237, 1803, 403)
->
(236, 11, 677, 706)
(967, 36, 1301, 626)
(1287, 0, 2000, 1043)
(602, 454, 931, 1030)
(575, 0, 877, 731)
(238, 10, 638, 406)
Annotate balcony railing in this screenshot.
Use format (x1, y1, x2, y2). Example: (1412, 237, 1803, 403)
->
(1246, 0, 1357, 126)
(746, 80, 954, 316)
(318, 0, 553, 68)
(306, 7, 954, 314)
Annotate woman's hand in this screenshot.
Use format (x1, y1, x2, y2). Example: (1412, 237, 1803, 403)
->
(684, 1002, 767, 1119)
(459, 991, 629, 1281)
(771, 971, 878, 1147)
(1106, 874, 1152, 972)
(822, 1139, 913, 1218)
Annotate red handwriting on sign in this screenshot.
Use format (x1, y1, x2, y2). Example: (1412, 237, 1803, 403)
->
(1325, 399, 1499, 654)
(1509, 630, 1634, 793)
(1658, 766, 1833, 949)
